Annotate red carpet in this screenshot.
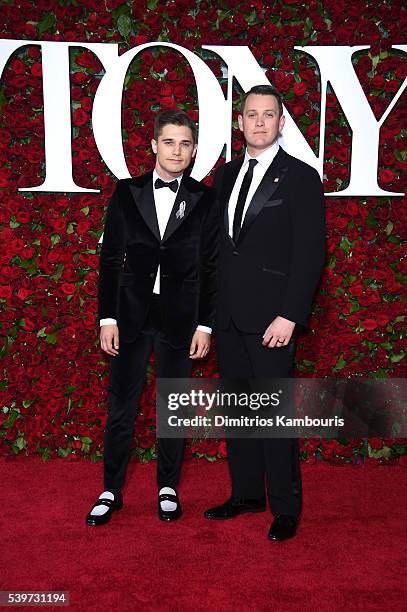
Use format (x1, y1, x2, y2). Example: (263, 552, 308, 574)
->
(1, 457, 406, 611)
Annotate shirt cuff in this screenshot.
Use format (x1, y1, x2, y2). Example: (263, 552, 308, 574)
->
(196, 325, 212, 334)
(100, 318, 117, 326)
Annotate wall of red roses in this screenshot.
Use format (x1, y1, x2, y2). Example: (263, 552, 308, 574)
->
(0, 0, 405, 465)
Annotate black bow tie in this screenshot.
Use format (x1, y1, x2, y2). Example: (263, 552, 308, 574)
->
(154, 178, 179, 193)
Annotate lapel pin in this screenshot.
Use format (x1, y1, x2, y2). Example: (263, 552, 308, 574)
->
(273, 177, 279, 182)
(176, 200, 186, 219)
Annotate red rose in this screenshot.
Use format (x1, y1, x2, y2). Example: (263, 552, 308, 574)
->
(29, 62, 42, 77)
(379, 169, 394, 185)
(345, 201, 359, 216)
(371, 75, 384, 89)
(0, 285, 13, 299)
(306, 123, 319, 137)
(61, 283, 76, 295)
(73, 109, 89, 127)
(362, 319, 378, 331)
(160, 84, 172, 97)
(369, 438, 383, 450)
(17, 287, 32, 300)
(322, 448, 334, 460)
(293, 82, 306, 96)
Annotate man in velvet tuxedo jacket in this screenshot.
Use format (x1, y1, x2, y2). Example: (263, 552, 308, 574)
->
(204, 85, 325, 541)
(86, 109, 217, 526)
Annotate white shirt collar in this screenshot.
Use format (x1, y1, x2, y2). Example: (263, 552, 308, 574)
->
(153, 169, 183, 187)
(243, 140, 279, 167)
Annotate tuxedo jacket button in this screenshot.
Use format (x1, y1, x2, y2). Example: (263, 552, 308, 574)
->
(233, 250, 239, 256)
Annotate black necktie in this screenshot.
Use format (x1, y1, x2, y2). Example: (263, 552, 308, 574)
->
(232, 158, 258, 243)
(154, 177, 179, 193)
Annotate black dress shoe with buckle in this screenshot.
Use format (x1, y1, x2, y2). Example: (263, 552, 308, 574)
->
(158, 491, 182, 522)
(268, 514, 298, 541)
(204, 496, 266, 520)
(85, 493, 123, 526)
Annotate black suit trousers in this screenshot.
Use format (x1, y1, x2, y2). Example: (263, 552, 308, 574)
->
(103, 295, 191, 491)
(216, 321, 302, 517)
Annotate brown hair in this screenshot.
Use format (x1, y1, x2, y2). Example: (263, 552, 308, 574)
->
(154, 108, 197, 143)
(240, 85, 283, 117)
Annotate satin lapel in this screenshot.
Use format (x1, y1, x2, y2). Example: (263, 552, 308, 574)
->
(162, 180, 202, 243)
(237, 163, 288, 245)
(129, 178, 161, 242)
(221, 160, 244, 247)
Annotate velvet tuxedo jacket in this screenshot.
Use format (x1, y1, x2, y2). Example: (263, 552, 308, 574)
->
(98, 172, 218, 347)
(214, 147, 325, 332)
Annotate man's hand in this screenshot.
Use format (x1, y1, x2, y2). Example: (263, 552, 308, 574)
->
(100, 324, 119, 356)
(262, 316, 295, 349)
(189, 330, 211, 359)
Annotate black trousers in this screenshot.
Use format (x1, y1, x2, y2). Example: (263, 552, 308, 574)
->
(103, 295, 192, 492)
(216, 321, 302, 518)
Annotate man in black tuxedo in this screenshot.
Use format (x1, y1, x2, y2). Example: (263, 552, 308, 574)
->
(86, 109, 217, 526)
(204, 85, 325, 540)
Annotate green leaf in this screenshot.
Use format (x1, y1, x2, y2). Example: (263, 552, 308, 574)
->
(10, 216, 20, 228)
(51, 234, 61, 246)
(324, 18, 332, 31)
(349, 302, 361, 314)
(15, 435, 25, 450)
(0, 87, 8, 113)
(147, 0, 159, 8)
(80, 206, 89, 216)
(371, 55, 380, 70)
(3, 408, 20, 428)
(365, 210, 377, 228)
(385, 221, 393, 236)
(117, 14, 131, 38)
(64, 384, 77, 396)
(388, 236, 401, 245)
(394, 150, 406, 162)
(112, 3, 131, 19)
(340, 237, 351, 254)
(51, 262, 64, 281)
(38, 12, 56, 35)
(328, 256, 336, 269)
(46, 332, 58, 345)
(304, 16, 313, 37)
(334, 355, 347, 370)
(390, 354, 404, 363)
(246, 8, 258, 25)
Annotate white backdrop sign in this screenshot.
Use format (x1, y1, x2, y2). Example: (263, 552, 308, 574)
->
(0, 39, 406, 196)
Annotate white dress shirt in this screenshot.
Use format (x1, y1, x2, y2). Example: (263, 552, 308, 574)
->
(228, 141, 280, 237)
(100, 170, 211, 334)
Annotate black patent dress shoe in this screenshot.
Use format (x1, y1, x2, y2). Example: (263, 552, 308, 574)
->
(85, 493, 123, 526)
(268, 514, 298, 541)
(158, 490, 182, 521)
(204, 496, 266, 520)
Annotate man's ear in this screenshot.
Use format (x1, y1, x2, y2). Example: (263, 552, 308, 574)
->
(238, 114, 244, 132)
(192, 143, 197, 158)
(151, 138, 158, 154)
(279, 114, 286, 132)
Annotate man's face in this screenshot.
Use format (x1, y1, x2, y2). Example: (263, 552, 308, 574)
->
(151, 123, 197, 180)
(238, 94, 285, 154)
